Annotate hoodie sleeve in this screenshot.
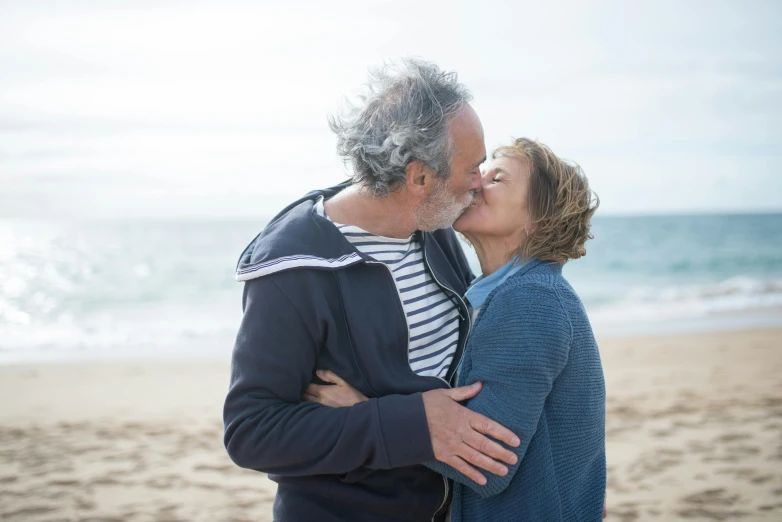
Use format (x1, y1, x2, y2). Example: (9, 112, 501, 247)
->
(223, 275, 434, 475)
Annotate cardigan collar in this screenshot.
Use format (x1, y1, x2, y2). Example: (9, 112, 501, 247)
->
(465, 258, 563, 309)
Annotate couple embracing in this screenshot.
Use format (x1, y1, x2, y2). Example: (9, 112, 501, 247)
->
(223, 59, 606, 522)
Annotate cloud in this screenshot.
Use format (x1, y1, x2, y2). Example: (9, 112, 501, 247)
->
(1, 0, 780, 217)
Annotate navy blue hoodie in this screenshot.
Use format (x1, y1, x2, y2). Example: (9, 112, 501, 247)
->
(223, 183, 475, 522)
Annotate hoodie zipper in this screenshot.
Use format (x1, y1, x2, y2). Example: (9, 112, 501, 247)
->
(365, 259, 450, 522)
(419, 237, 471, 521)
(368, 234, 473, 521)
(365, 259, 453, 386)
(420, 235, 472, 386)
(368, 251, 464, 520)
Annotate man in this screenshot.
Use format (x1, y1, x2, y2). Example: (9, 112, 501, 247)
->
(223, 59, 519, 522)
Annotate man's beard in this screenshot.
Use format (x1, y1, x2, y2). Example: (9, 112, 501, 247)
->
(416, 179, 474, 231)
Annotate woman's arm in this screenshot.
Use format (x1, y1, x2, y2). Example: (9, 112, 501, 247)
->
(425, 281, 572, 498)
(304, 368, 520, 485)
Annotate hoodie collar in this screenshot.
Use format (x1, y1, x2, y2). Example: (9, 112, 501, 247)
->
(235, 181, 368, 281)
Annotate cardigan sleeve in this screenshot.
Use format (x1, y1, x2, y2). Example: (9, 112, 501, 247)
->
(425, 281, 572, 498)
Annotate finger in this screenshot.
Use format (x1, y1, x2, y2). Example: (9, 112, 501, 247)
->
(305, 393, 337, 408)
(318, 369, 346, 386)
(458, 438, 510, 475)
(315, 369, 335, 384)
(463, 430, 519, 466)
(468, 412, 521, 448)
(447, 455, 487, 486)
(445, 382, 482, 402)
(306, 384, 324, 398)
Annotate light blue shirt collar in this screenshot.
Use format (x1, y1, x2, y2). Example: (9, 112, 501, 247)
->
(464, 257, 526, 310)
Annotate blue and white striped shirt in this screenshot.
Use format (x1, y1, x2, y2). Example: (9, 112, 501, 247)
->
(316, 198, 460, 379)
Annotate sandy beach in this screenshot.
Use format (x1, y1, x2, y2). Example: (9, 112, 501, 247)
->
(1, 328, 781, 521)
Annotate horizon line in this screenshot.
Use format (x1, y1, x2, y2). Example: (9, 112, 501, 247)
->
(2, 208, 782, 222)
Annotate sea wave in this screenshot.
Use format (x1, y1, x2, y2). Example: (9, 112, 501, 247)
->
(587, 276, 782, 324)
(0, 297, 241, 364)
(3, 217, 782, 362)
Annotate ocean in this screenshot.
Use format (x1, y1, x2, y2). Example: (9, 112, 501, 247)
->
(1, 214, 781, 364)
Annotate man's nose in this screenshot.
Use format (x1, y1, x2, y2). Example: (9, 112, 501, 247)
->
(470, 171, 483, 192)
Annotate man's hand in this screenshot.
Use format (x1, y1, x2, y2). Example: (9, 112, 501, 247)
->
(423, 382, 520, 486)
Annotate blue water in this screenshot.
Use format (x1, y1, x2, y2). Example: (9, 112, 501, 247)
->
(1, 214, 781, 363)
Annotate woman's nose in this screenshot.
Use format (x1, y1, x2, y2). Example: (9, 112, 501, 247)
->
(480, 171, 493, 188)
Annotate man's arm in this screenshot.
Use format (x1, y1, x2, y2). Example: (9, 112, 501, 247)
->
(224, 274, 520, 478)
(223, 276, 433, 475)
(426, 283, 571, 496)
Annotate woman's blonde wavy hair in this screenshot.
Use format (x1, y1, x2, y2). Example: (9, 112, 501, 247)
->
(494, 138, 599, 264)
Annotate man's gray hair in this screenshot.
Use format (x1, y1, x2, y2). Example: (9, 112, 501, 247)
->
(329, 59, 473, 197)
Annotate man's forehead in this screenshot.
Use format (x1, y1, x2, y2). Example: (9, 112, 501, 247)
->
(449, 105, 483, 135)
(447, 106, 485, 162)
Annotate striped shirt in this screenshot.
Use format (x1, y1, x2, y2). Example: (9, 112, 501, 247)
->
(316, 198, 460, 379)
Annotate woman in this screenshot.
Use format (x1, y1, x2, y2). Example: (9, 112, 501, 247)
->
(306, 138, 606, 521)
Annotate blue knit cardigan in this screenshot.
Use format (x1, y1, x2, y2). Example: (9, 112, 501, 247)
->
(427, 260, 606, 521)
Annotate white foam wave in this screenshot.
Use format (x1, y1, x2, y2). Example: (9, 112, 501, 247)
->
(0, 297, 241, 364)
(588, 276, 782, 324)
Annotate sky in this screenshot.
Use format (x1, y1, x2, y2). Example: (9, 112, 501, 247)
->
(1, 0, 780, 219)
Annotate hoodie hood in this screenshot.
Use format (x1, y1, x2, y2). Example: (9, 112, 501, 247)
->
(235, 182, 368, 282)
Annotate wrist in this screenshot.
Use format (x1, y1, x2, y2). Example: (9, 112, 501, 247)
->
(377, 392, 434, 466)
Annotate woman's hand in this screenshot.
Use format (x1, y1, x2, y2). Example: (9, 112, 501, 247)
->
(304, 369, 368, 407)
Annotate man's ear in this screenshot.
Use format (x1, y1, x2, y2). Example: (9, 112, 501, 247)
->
(405, 160, 433, 196)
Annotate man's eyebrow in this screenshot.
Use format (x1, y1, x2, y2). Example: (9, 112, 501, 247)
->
(472, 156, 487, 169)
